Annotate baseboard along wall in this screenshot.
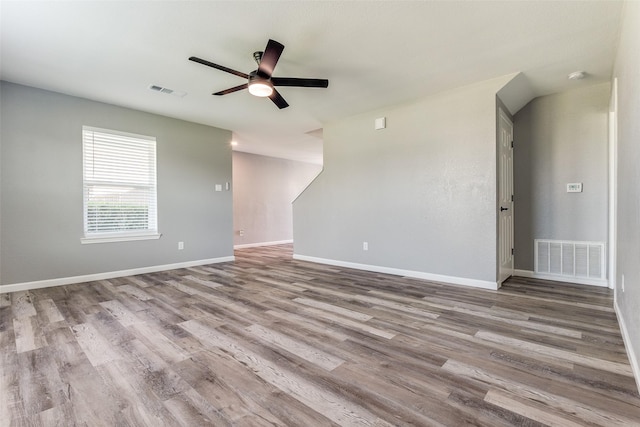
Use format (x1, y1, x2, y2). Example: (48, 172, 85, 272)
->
(234, 240, 293, 249)
(0, 256, 235, 294)
(615, 298, 640, 395)
(293, 254, 499, 290)
(514, 269, 608, 287)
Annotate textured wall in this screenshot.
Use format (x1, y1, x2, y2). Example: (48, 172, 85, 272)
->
(232, 152, 321, 246)
(0, 82, 233, 286)
(513, 83, 610, 271)
(293, 76, 512, 284)
(612, 0, 640, 388)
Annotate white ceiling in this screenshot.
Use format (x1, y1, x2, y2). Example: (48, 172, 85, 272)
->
(1, 1, 623, 165)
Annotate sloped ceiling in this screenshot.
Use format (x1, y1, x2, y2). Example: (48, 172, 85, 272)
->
(0, 1, 623, 164)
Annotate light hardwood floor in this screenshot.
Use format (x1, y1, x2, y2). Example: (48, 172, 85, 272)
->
(1, 244, 639, 426)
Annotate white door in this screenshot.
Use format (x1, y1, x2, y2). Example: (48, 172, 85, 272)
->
(498, 108, 514, 284)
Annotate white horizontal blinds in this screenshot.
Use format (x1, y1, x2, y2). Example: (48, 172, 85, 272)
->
(83, 127, 157, 236)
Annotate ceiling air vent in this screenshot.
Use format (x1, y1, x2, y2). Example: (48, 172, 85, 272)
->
(149, 85, 186, 97)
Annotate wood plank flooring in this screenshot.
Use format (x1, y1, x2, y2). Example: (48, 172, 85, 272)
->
(1, 244, 639, 426)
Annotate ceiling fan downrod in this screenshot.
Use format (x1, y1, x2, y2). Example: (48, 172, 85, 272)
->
(253, 51, 263, 65)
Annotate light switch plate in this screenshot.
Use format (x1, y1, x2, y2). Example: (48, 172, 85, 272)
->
(567, 183, 583, 193)
(375, 117, 386, 130)
(215, 184, 222, 192)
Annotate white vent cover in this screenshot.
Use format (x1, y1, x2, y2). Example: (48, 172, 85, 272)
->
(149, 85, 186, 97)
(535, 240, 605, 280)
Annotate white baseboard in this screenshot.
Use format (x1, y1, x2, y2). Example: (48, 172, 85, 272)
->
(234, 240, 293, 249)
(293, 254, 498, 290)
(514, 269, 608, 287)
(0, 256, 235, 294)
(614, 299, 640, 394)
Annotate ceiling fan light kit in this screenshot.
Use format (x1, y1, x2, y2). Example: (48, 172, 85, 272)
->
(248, 82, 273, 97)
(247, 71, 274, 97)
(189, 39, 329, 109)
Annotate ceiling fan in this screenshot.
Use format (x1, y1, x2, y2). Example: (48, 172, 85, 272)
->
(189, 39, 329, 109)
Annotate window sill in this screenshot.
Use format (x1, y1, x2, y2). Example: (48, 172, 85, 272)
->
(81, 233, 162, 245)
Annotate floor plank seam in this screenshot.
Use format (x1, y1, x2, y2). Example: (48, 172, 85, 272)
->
(2, 244, 638, 426)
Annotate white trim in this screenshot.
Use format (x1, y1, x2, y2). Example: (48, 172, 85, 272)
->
(608, 78, 618, 290)
(514, 269, 608, 287)
(293, 254, 498, 290)
(234, 240, 293, 249)
(615, 299, 640, 394)
(0, 256, 235, 294)
(81, 233, 162, 244)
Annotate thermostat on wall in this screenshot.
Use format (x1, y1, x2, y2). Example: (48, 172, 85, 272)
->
(567, 183, 583, 193)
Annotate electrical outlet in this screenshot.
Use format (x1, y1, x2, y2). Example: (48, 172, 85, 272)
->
(363, 241, 368, 251)
(178, 241, 184, 250)
(239, 230, 244, 237)
(622, 274, 625, 292)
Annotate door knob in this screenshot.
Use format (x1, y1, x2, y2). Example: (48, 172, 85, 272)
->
(500, 207, 509, 211)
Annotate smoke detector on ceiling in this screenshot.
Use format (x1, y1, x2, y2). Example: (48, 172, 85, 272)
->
(567, 71, 586, 80)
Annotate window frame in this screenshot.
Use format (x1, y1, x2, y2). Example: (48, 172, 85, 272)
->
(80, 126, 161, 244)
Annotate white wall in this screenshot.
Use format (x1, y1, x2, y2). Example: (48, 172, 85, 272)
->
(233, 152, 321, 247)
(612, 0, 640, 390)
(513, 83, 610, 271)
(293, 75, 512, 287)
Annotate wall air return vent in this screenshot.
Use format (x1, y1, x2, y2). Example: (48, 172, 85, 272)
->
(534, 239, 605, 281)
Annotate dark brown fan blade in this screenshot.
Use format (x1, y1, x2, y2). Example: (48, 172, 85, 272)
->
(269, 89, 289, 109)
(271, 77, 329, 88)
(257, 39, 284, 78)
(189, 56, 249, 79)
(213, 84, 248, 96)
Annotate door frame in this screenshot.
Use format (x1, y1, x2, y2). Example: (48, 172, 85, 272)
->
(497, 107, 515, 286)
(609, 78, 618, 291)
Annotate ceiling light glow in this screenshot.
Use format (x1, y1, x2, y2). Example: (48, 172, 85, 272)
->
(248, 81, 273, 97)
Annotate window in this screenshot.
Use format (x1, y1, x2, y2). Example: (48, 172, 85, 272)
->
(81, 126, 160, 244)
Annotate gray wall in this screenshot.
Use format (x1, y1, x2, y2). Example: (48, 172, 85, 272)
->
(613, 0, 640, 385)
(232, 151, 321, 246)
(293, 75, 512, 283)
(513, 83, 610, 271)
(0, 81, 233, 286)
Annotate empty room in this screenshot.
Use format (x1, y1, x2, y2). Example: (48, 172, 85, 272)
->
(1, 1, 639, 426)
